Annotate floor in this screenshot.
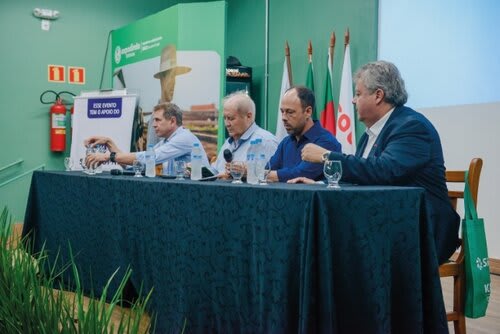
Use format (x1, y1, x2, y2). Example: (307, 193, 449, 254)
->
(442, 274, 500, 333)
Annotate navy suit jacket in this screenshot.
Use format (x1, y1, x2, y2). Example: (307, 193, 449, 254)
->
(328, 106, 459, 264)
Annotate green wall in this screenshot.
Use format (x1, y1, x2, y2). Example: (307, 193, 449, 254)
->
(0, 0, 378, 221)
(226, 0, 378, 134)
(0, 1, 173, 220)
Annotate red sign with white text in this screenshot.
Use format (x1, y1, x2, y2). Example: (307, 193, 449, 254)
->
(48, 65, 65, 82)
(68, 66, 85, 84)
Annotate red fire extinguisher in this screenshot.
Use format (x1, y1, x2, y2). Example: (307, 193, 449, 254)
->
(41, 90, 76, 152)
(50, 98, 67, 152)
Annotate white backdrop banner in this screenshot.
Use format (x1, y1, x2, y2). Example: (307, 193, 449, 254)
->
(70, 90, 137, 171)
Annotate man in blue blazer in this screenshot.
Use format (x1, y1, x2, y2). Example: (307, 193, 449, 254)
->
(296, 60, 459, 265)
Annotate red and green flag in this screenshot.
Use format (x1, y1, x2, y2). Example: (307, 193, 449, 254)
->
(320, 50, 335, 134)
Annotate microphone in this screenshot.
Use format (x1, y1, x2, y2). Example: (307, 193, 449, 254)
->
(110, 169, 143, 176)
(223, 149, 233, 163)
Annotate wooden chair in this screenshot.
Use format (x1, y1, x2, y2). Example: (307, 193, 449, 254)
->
(440, 157, 483, 334)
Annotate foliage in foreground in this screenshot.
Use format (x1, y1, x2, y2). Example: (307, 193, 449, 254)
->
(0, 207, 154, 334)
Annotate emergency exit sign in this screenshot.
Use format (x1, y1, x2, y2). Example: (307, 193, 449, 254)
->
(48, 65, 65, 82)
(68, 66, 85, 84)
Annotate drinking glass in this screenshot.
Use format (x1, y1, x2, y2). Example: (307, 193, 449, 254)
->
(163, 161, 174, 177)
(174, 161, 186, 180)
(133, 160, 144, 177)
(257, 161, 271, 185)
(230, 161, 245, 184)
(79, 158, 87, 173)
(324, 160, 342, 189)
(85, 146, 96, 175)
(64, 157, 73, 171)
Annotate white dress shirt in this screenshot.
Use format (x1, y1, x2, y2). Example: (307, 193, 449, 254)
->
(212, 122, 278, 174)
(362, 108, 394, 158)
(136, 126, 210, 174)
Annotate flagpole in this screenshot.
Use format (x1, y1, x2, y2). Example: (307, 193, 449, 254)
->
(344, 28, 350, 52)
(306, 40, 316, 115)
(275, 42, 291, 141)
(285, 41, 293, 87)
(330, 32, 336, 74)
(308, 40, 313, 63)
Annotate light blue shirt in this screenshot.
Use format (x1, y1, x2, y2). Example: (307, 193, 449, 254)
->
(212, 122, 278, 174)
(136, 126, 210, 175)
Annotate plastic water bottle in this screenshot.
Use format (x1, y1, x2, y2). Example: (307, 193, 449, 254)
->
(246, 140, 258, 184)
(191, 143, 202, 180)
(145, 144, 156, 178)
(255, 139, 267, 183)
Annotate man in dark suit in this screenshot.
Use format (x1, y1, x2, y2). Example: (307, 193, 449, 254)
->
(294, 60, 459, 264)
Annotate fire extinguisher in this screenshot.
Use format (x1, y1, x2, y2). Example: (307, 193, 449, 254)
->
(50, 98, 67, 152)
(40, 90, 76, 152)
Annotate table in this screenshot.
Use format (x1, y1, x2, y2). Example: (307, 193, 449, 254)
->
(23, 171, 448, 333)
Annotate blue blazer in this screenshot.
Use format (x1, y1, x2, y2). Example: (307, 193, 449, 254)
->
(328, 106, 459, 264)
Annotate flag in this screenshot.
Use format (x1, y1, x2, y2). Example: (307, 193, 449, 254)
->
(336, 44, 356, 154)
(275, 58, 290, 141)
(305, 60, 316, 116)
(320, 50, 335, 135)
(306, 61, 315, 92)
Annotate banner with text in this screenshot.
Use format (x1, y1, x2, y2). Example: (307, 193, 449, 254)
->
(70, 91, 137, 171)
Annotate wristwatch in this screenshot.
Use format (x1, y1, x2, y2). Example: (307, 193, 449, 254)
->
(109, 152, 117, 163)
(321, 151, 331, 162)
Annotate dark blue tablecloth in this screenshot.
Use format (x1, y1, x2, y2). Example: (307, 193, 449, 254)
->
(23, 171, 448, 333)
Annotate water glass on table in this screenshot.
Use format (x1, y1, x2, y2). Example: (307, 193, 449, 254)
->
(324, 160, 342, 189)
(256, 160, 271, 185)
(133, 160, 144, 177)
(85, 146, 96, 175)
(230, 161, 245, 184)
(174, 161, 186, 180)
(64, 157, 73, 171)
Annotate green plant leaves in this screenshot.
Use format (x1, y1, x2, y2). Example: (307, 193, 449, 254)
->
(0, 206, 153, 334)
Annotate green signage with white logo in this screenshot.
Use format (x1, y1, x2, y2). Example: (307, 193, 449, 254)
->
(111, 1, 226, 158)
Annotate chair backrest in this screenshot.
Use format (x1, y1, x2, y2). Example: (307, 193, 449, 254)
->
(446, 158, 483, 211)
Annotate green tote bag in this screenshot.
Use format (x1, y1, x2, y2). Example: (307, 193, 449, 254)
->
(463, 171, 491, 318)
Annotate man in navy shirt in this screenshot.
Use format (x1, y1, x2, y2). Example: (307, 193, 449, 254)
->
(267, 86, 341, 182)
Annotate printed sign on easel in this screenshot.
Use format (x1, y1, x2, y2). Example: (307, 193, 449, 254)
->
(70, 90, 137, 171)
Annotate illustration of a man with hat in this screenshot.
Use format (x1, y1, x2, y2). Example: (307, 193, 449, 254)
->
(155, 44, 191, 102)
(146, 44, 192, 146)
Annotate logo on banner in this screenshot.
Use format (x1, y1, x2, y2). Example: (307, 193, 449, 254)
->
(68, 66, 85, 84)
(114, 43, 141, 64)
(48, 65, 65, 82)
(88, 98, 123, 118)
(114, 46, 122, 64)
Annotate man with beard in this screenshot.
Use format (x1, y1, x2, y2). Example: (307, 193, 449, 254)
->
(266, 86, 341, 183)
